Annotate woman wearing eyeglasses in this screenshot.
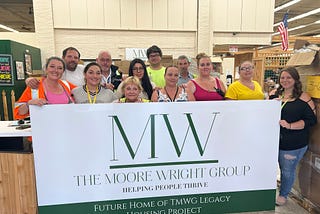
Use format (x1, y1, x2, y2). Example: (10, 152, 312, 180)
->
(115, 58, 154, 100)
(225, 61, 264, 100)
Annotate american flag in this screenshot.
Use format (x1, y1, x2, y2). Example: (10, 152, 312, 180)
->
(278, 12, 289, 51)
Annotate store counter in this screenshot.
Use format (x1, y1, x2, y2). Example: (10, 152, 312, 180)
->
(0, 121, 37, 214)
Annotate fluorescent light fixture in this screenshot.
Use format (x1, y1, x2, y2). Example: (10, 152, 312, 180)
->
(274, 8, 320, 27)
(274, 0, 301, 12)
(0, 24, 19, 33)
(289, 8, 320, 22)
(289, 25, 306, 31)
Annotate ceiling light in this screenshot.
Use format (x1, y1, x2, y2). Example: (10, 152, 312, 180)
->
(274, 0, 301, 12)
(288, 25, 306, 31)
(274, 8, 320, 27)
(0, 24, 19, 33)
(288, 8, 320, 22)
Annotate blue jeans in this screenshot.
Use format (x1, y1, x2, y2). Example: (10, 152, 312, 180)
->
(278, 146, 308, 198)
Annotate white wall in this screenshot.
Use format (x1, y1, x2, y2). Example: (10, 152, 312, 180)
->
(0, 0, 275, 64)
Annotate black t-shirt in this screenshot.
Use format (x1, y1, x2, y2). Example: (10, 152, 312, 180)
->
(280, 99, 316, 150)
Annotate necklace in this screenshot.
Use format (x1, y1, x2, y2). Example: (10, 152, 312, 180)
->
(86, 84, 98, 104)
(164, 86, 179, 102)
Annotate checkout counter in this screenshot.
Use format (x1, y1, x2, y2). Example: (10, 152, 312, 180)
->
(0, 121, 37, 214)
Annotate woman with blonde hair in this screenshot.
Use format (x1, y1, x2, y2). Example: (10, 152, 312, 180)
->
(186, 53, 226, 101)
(116, 76, 150, 103)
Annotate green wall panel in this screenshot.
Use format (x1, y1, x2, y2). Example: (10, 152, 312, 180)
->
(0, 40, 41, 120)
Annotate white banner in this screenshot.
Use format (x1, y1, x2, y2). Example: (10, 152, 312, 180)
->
(125, 48, 147, 61)
(30, 101, 281, 213)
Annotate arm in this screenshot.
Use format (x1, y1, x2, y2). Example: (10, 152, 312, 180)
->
(25, 77, 40, 89)
(185, 86, 195, 101)
(151, 90, 159, 102)
(300, 92, 316, 115)
(186, 80, 196, 94)
(218, 79, 226, 93)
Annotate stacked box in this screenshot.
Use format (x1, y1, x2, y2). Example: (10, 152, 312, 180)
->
(293, 150, 312, 199)
(310, 153, 320, 207)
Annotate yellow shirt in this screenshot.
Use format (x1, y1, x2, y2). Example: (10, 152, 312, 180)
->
(225, 81, 264, 100)
(147, 66, 166, 87)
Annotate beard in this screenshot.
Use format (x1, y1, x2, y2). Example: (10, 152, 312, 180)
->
(66, 62, 78, 71)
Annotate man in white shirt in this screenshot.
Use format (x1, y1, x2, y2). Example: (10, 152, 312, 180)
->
(25, 47, 85, 88)
(60, 47, 85, 86)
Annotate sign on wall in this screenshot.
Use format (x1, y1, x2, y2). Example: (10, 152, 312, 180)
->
(30, 101, 281, 214)
(0, 54, 14, 85)
(126, 48, 148, 61)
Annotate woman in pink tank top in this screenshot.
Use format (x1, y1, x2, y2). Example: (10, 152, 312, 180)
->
(186, 53, 226, 101)
(15, 57, 75, 119)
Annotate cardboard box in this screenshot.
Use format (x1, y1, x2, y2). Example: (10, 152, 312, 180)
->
(293, 150, 312, 199)
(285, 49, 320, 91)
(310, 153, 320, 207)
(114, 60, 131, 74)
(286, 50, 319, 67)
(306, 76, 320, 98)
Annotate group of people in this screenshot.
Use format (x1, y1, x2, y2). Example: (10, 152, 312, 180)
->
(14, 45, 317, 207)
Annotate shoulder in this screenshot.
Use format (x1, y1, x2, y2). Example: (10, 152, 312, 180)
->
(252, 81, 262, 86)
(299, 92, 312, 102)
(111, 64, 119, 71)
(72, 86, 82, 93)
(76, 64, 85, 71)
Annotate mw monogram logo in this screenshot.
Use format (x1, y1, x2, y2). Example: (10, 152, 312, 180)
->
(109, 112, 220, 160)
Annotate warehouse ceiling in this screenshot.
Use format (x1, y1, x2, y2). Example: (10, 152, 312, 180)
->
(0, 0, 319, 38)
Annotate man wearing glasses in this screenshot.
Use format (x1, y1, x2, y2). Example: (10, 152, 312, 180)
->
(146, 45, 166, 87)
(225, 61, 264, 100)
(96, 50, 122, 91)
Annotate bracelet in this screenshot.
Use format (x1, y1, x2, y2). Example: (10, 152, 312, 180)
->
(289, 123, 291, 129)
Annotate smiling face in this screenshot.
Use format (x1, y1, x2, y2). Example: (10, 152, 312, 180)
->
(198, 57, 212, 77)
(165, 66, 179, 87)
(280, 71, 295, 90)
(96, 51, 112, 73)
(46, 59, 65, 81)
(124, 83, 141, 102)
(63, 49, 80, 71)
(239, 61, 254, 81)
(132, 63, 145, 80)
(84, 65, 102, 87)
(148, 52, 161, 67)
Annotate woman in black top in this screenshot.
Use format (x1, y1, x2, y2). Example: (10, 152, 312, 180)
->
(270, 67, 316, 206)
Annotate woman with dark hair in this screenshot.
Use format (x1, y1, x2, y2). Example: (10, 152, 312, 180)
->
(72, 62, 117, 103)
(269, 67, 316, 206)
(116, 58, 154, 100)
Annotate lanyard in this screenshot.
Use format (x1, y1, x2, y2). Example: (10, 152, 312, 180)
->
(281, 99, 289, 109)
(86, 85, 98, 104)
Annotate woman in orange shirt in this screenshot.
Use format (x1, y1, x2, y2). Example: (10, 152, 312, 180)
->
(14, 57, 76, 119)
